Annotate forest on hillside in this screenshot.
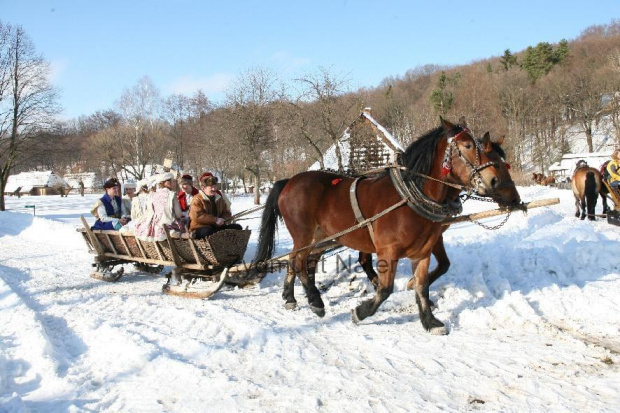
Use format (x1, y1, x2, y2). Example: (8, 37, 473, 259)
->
(1, 20, 619, 200)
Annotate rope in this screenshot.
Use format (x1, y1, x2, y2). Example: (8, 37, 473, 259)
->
(259, 198, 407, 266)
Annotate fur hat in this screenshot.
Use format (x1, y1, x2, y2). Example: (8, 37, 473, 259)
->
(157, 172, 175, 183)
(181, 174, 193, 183)
(103, 177, 119, 189)
(136, 178, 148, 189)
(124, 181, 137, 189)
(199, 172, 218, 186)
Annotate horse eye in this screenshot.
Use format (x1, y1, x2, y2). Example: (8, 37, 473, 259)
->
(464, 143, 472, 149)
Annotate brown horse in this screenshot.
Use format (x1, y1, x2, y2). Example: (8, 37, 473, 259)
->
(541, 176, 556, 186)
(359, 134, 521, 295)
(571, 161, 602, 220)
(531, 172, 555, 186)
(254, 118, 521, 334)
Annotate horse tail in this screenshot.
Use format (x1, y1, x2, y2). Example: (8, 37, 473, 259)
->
(253, 179, 289, 263)
(585, 171, 598, 219)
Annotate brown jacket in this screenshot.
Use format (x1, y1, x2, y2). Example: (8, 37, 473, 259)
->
(189, 191, 232, 232)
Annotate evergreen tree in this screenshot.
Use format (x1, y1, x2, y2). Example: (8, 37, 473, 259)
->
(500, 49, 518, 71)
(553, 39, 570, 64)
(429, 71, 455, 115)
(521, 41, 569, 82)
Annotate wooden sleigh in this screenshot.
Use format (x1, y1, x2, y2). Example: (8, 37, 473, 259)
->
(78, 216, 254, 298)
(78, 198, 561, 300)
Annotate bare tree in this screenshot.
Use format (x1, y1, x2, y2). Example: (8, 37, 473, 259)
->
(0, 22, 60, 210)
(294, 67, 361, 172)
(225, 67, 279, 204)
(116, 76, 166, 178)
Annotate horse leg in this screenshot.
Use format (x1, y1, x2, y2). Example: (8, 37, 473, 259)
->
(352, 255, 397, 323)
(407, 234, 450, 290)
(282, 264, 297, 310)
(574, 196, 581, 218)
(294, 250, 326, 317)
(358, 252, 378, 290)
(411, 256, 447, 335)
(601, 192, 609, 215)
(580, 198, 587, 220)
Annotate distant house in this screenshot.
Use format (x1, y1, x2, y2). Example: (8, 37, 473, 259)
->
(64, 172, 97, 192)
(548, 151, 613, 181)
(4, 171, 67, 196)
(309, 108, 405, 174)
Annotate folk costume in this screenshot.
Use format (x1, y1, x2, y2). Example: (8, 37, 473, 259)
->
(136, 172, 185, 242)
(91, 178, 124, 230)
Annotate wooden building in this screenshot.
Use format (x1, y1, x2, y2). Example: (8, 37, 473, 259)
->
(4, 171, 68, 196)
(309, 108, 405, 174)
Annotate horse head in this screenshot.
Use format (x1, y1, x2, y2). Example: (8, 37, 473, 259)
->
(439, 118, 520, 206)
(477, 133, 522, 207)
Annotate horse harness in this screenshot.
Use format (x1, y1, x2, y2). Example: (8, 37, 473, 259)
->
(349, 177, 377, 245)
(348, 130, 500, 245)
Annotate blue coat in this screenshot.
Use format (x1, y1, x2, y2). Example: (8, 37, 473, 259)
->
(92, 193, 123, 230)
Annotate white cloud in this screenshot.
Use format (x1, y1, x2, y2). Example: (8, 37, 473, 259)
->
(167, 73, 234, 97)
(49, 59, 68, 84)
(271, 51, 311, 72)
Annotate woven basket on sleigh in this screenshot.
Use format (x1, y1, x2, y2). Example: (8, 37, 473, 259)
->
(171, 229, 251, 267)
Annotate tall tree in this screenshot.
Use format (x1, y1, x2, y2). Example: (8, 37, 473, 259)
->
(429, 71, 460, 116)
(225, 67, 279, 204)
(500, 49, 518, 71)
(116, 76, 165, 179)
(294, 67, 360, 172)
(0, 22, 60, 210)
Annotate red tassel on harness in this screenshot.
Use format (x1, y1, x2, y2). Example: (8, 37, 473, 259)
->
(441, 166, 451, 176)
(331, 178, 343, 186)
(505, 163, 511, 170)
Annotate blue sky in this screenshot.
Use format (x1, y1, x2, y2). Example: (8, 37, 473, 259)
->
(2, 1, 618, 119)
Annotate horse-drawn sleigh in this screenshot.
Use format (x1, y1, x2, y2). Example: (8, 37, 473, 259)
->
(78, 118, 560, 333)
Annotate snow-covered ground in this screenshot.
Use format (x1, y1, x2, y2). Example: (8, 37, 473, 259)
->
(1, 186, 619, 412)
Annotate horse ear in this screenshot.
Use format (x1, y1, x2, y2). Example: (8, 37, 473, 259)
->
(481, 132, 493, 151)
(440, 117, 455, 131)
(458, 116, 468, 129)
(494, 135, 505, 145)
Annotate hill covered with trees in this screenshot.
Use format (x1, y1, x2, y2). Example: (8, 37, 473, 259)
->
(2, 19, 619, 205)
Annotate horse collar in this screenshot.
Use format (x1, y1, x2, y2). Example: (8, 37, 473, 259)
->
(389, 167, 462, 222)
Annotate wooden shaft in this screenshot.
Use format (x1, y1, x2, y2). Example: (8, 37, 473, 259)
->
(443, 198, 560, 225)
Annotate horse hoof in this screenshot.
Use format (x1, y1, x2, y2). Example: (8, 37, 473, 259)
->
(284, 302, 297, 310)
(430, 325, 449, 335)
(310, 305, 325, 317)
(351, 309, 361, 324)
(406, 277, 415, 290)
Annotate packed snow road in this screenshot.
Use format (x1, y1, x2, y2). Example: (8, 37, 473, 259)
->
(1, 186, 618, 412)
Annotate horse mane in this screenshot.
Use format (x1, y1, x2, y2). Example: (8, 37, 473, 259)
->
(399, 125, 463, 186)
(486, 141, 506, 159)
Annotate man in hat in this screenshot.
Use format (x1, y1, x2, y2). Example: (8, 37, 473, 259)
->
(91, 177, 129, 230)
(177, 174, 199, 226)
(189, 172, 241, 239)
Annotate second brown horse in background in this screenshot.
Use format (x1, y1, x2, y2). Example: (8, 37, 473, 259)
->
(571, 160, 602, 220)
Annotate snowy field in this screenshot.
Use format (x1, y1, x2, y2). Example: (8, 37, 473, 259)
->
(1, 186, 619, 412)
